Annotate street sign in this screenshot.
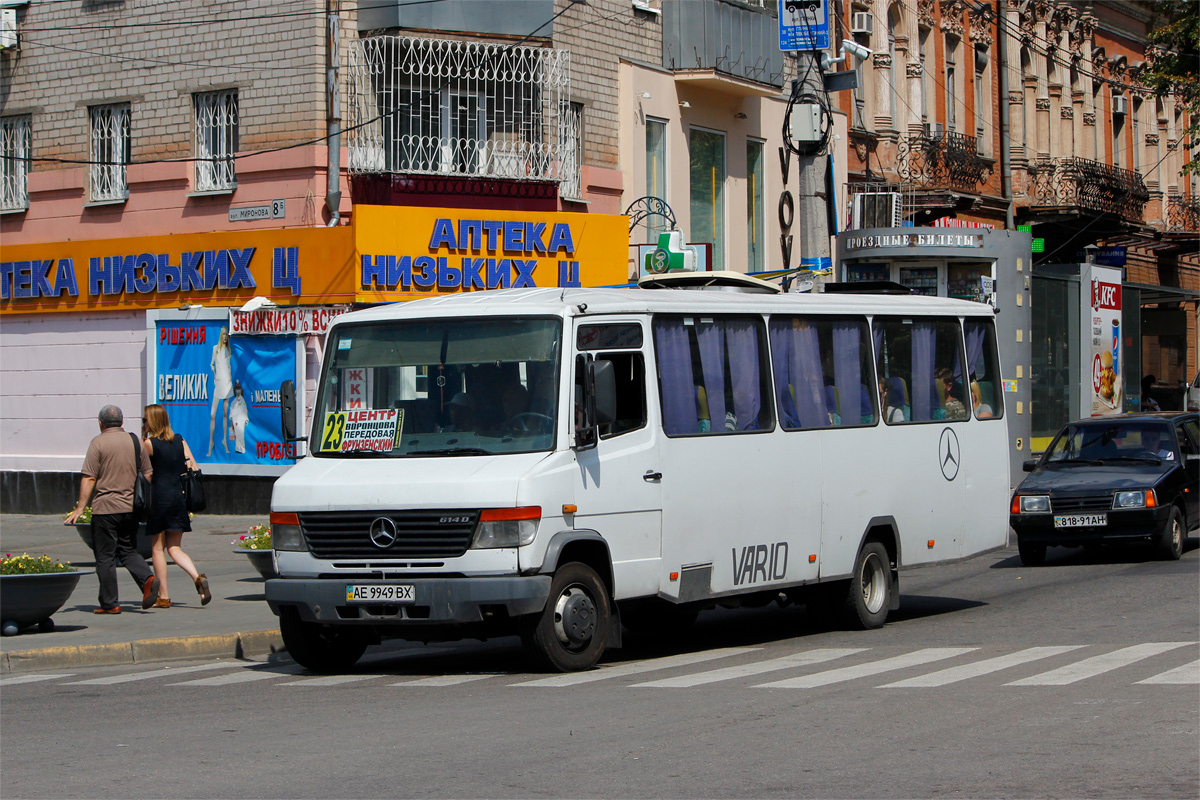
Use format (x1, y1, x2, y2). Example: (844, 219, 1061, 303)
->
(779, 0, 830, 51)
(1092, 246, 1126, 267)
(229, 199, 286, 222)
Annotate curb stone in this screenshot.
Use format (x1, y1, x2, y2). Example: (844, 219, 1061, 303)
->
(0, 629, 284, 674)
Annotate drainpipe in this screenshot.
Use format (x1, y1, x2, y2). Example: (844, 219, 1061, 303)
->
(997, 0, 1014, 229)
(325, 0, 342, 227)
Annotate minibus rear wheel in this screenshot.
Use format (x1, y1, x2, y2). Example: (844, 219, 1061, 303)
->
(279, 607, 369, 674)
(522, 562, 611, 672)
(842, 541, 891, 630)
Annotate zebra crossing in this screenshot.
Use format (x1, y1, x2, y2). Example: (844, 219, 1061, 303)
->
(3, 641, 1197, 692)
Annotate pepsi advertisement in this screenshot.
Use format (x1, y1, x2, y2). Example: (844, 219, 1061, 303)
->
(154, 319, 298, 470)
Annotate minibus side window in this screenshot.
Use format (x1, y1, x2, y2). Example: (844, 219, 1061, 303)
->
(598, 351, 647, 439)
(653, 315, 773, 436)
(874, 316, 968, 424)
(963, 318, 1004, 420)
(769, 315, 877, 430)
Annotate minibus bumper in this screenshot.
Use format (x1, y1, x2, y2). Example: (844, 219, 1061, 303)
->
(264, 575, 552, 624)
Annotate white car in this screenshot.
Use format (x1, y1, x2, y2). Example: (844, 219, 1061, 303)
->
(1186, 370, 1200, 413)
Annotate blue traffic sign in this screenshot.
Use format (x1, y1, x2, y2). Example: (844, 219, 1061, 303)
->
(779, 0, 830, 51)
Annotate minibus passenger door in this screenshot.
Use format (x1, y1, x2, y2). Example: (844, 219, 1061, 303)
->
(570, 325, 663, 601)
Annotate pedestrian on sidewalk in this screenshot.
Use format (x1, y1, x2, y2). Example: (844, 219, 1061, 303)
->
(64, 404, 160, 613)
(142, 404, 211, 608)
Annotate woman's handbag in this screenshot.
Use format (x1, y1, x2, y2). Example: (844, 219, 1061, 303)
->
(183, 467, 207, 513)
(130, 433, 152, 521)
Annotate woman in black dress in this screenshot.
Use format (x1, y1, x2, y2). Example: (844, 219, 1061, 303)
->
(142, 405, 211, 607)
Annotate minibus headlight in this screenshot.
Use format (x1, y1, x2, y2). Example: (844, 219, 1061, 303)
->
(1114, 490, 1154, 509)
(269, 512, 307, 551)
(1019, 495, 1051, 514)
(473, 507, 541, 549)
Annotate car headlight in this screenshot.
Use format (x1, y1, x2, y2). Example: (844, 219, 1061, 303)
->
(472, 507, 541, 549)
(269, 512, 307, 551)
(1114, 490, 1156, 509)
(1015, 495, 1050, 513)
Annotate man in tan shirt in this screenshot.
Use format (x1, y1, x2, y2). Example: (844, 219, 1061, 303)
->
(65, 405, 160, 613)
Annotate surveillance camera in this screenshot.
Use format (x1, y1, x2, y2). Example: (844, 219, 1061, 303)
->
(841, 39, 873, 61)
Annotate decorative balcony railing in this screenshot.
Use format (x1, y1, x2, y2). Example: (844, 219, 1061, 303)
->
(1166, 194, 1200, 233)
(347, 35, 574, 190)
(897, 131, 992, 194)
(1027, 157, 1149, 223)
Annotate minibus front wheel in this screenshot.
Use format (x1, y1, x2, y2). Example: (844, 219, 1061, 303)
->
(521, 562, 611, 672)
(279, 606, 369, 674)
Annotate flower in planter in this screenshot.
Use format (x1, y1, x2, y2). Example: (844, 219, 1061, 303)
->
(63, 507, 93, 524)
(234, 524, 271, 551)
(1, 553, 76, 575)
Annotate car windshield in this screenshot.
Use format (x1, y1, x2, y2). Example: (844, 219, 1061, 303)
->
(312, 316, 561, 457)
(1043, 421, 1175, 464)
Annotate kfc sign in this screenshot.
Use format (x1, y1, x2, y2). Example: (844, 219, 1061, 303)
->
(1091, 280, 1121, 311)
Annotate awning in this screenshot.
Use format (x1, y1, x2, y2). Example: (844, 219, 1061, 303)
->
(1124, 281, 1200, 307)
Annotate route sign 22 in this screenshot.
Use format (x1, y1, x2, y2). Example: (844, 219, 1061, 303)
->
(779, 0, 830, 51)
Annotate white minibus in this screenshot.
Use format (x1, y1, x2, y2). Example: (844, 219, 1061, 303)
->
(266, 276, 1010, 672)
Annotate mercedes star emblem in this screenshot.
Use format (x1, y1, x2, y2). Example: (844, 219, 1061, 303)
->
(939, 427, 961, 481)
(369, 516, 399, 549)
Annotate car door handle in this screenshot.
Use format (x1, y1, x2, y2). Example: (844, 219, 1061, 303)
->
(643, 471, 662, 482)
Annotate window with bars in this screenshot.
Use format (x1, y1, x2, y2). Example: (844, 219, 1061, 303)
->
(1, 115, 30, 212)
(194, 90, 238, 192)
(559, 102, 583, 199)
(89, 103, 130, 203)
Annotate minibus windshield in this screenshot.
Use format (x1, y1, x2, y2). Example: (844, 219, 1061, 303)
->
(312, 317, 561, 457)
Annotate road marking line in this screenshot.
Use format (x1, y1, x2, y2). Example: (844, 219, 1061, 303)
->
(633, 648, 867, 688)
(513, 647, 760, 687)
(391, 674, 496, 687)
(64, 661, 238, 685)
(277, 674, 383, 687)
(879, 646, 1087, 688)
(1006, 642, 1196, 686)
(755, 648, 978, 689)
(1136, 658, 1200, 685)
(0, 673, 74, 686)
(169, 668, 303, 686)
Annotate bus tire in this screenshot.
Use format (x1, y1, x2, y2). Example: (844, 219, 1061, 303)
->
(521, 562, 611, 672)
(1157, 507, 1184, 561)
(1017, 539, 1047, 566)
(279, 606, 368, 674)
(842, 541, 891, 630)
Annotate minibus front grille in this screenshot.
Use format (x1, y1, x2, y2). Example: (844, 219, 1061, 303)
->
(1050, 496, 1114, 513)
(298, 511, 479, 559)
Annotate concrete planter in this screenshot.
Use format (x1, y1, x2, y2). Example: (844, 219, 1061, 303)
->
(233, 548, 278, 580)
(74, 522, 153, 561)
(0, 569, 93, 635)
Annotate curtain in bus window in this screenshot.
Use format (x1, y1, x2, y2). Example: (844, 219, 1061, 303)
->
(656, 321, 696, 435)
(832, 321, 863, 425)
(912, 322, 936, 421)
(965, 323, 985, 378)
(770, 319, 829, 429)
(696, 323, 728, 430)
(726, 320, 762, 431)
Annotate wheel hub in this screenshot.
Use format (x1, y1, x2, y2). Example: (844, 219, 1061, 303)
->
(553, 587, 596, 646)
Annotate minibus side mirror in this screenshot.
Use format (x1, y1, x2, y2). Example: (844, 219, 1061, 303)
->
(591, 359, 616, 426)
(1022, 458, 1039, 472)
(280, 380, 299, 442)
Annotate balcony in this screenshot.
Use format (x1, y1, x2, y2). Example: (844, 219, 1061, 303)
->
(662, 0, 785, 92)
(1026, 157, 1149, 224)
(896, 131, 993, 194)
(1166, 194, 1200, 233)
(346, 36, 574, 191)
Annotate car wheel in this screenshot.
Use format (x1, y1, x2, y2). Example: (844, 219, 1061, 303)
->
(279, 606, 369, 674)
(840, 541, 892, 630)
(1157, 507, 1184, 561)
(1018, 539, 1046, 566)
(521, 562, 611, 672)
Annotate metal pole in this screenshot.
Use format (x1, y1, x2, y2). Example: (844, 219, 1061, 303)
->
(796, 50, 832, 290)
(326, 0, 342, 227)
(997, 0, 1014, 230)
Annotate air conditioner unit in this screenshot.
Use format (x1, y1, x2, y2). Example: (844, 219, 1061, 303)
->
(0, 9, 16, 50)
(1112, 95, 1128, 116)
(852, 192, 902, 230)
(851, 12, 874, 36)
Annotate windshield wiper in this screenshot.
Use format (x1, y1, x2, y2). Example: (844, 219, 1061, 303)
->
(1099, 455, 1162, 464)
(1047, 459, 1105, 466)
(407, 447, 493, 456)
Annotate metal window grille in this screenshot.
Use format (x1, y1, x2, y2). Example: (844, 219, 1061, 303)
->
(559, 102, 583, 199)
(89, 103, 130, 202)
(347, 35, 573, 185)
(194, 90, 238, 191)
(1, 115, 30, 212)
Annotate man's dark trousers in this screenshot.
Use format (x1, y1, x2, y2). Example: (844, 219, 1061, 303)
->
(92, 512, 153, 610)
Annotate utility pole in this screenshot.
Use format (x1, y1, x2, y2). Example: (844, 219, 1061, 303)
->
(794, 50, 831, 291)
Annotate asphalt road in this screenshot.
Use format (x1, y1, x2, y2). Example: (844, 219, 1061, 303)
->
(3, 540, 1197, 799)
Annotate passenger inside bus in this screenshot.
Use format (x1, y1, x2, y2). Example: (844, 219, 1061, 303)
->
(881, 376, 909, 423)
(440, 392, 475, 433)
(970, 380, 994, 418)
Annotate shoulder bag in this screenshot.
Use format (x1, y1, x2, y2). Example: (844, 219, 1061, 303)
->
(183, 466, 207, 514)
(130, 433, 152, 521)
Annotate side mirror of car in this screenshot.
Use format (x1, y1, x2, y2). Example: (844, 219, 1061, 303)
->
(1022, 459, 1039, 472)
(280, 380, 299, 442)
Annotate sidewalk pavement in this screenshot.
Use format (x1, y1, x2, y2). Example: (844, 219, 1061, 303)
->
(0, 514, 285, 674)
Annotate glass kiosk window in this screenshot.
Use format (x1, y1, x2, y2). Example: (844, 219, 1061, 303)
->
(847, 264, 889, 283)
(948, 264, 991, 303)
(899, 266, 938, 296)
